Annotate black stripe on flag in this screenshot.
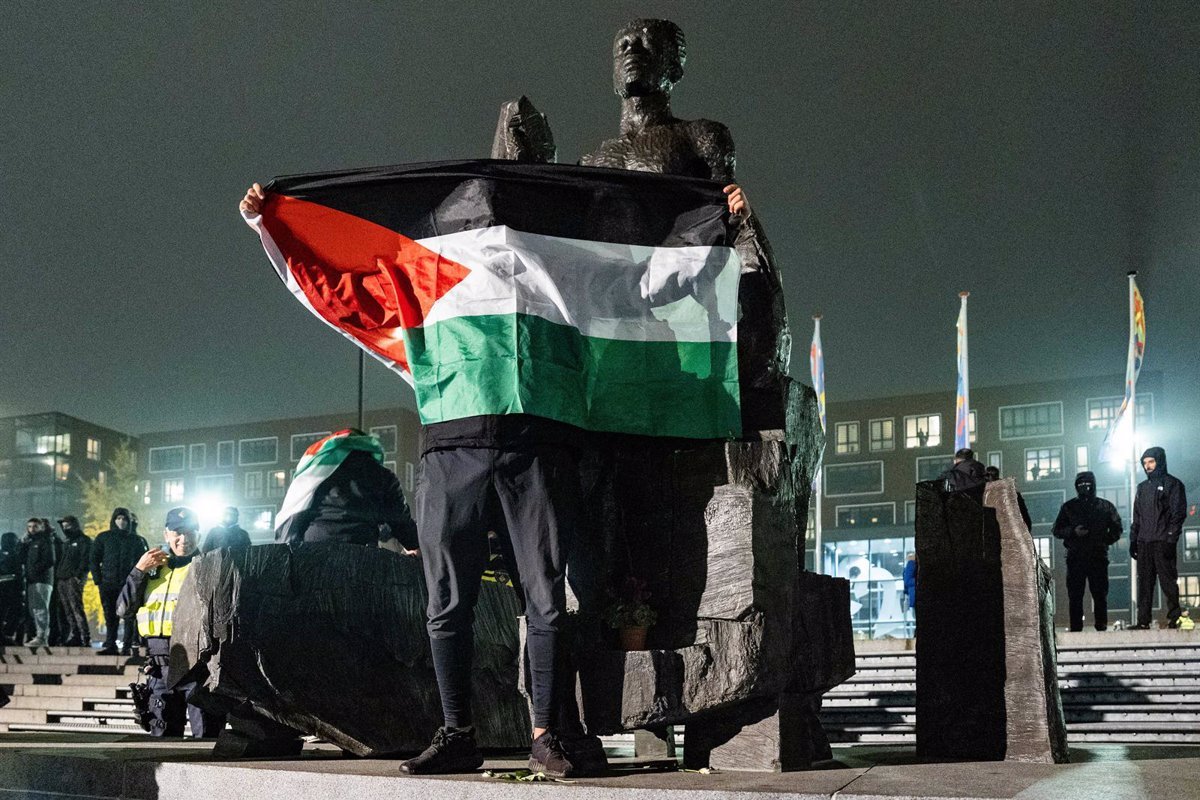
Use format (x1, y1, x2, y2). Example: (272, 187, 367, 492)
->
(264, 159, 733, 248)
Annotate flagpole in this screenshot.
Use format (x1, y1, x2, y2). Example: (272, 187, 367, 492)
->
(357, 351, 366, 431)
(1127, 272, 1139, 626)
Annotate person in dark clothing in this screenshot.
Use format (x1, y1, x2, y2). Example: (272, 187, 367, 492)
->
(1130, 446, 1189, 629)
(55, 516, 92, 646)
(203, 507, 252, 553)
(22, 518, 56, 646)
(275, 432, 418, 549)
(1053, 472, 1122, 631)
(91, 507, 149, 655)
(0, 533, 25, 644)
(984, 465, 1034, 531)
(939, 448, 987, 502)
(118, 507, 223, 737)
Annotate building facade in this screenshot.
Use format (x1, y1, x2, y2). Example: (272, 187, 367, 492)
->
(814, 371, 1199, 637)
(136, 409, 422, 543)
(0, 412, 133, 534)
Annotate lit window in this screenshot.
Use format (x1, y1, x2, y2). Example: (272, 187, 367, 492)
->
(35, 433, 71, 455)
(1184, 530, 1200, 562)
(142, 481, 152, 506)
(904, 414, 942, 449)
(195, 474, 234, 495)
(217, 441, 235, 468)
(243, 506, 275, 533)
(371, 425, 398, 454)
(835, 503, 896, 527)
(987, 451, 1003, 472)
(245, 471, 264, 499)
(189, 443, 206, 470)
(1076, 445, 1089, 474)
(969, 410, 977, 444)
(87, 438, 101, 462)
(98, 470, 107, 485)
(834, 422, 860, 455)
(999, 402, 1063, 439)
(1087, 395, 1154, 431)
(268, 470, 287, 498)
(869, 418, 895, 452)
(148, 446, 186, 473)
(905, 500, 917, 523)
(1179, 576, 1200, 608)
(1034, 537, 1053, 566)
(55, 462, 70, 482)
(1025, 447, 1064, 482)
(163, 479, 185, 503)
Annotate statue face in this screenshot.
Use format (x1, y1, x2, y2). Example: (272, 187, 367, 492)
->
(612, 20, 683, 98)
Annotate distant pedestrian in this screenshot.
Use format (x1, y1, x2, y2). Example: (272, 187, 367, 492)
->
(203, 506, 252, 553)
(1129, 447, 1188, 629)
(91, 507, 148, 655)
(0, 533, 24, 644)
(55, 516, 92, 647)
(22, 518, 56, 647)
(902, 552, 917, 614)
(1052, 472, 1122, 631)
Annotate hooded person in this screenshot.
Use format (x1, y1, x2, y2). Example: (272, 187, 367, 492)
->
(984, 465, 1034, 531)
(203, 506, 252, 553)
(55, 516, 93, 646)
(274, 429, 418, 549)
(1130, 447, 1188, 629)
(0, 532, 25, 644)
(21, 518, 56, 646)
(91, 507, 149, 655)
(1053, 472, 1122, 631)
(938, 448, 987, 502)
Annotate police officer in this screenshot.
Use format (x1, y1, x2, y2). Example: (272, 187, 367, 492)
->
(118, 507, 223, 737)
(1052, 472, 1122, 631)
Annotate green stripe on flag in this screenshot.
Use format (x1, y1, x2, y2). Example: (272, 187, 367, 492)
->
(406, 314, 740, 439)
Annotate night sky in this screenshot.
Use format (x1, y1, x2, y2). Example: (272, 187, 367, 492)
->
(2, 2, 1197, 437)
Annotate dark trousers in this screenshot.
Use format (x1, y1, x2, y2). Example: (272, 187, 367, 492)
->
(57, 578, 90, 644)
(416, 445, 577, 730)
(147, 664, 223, 738)
(99, 583, 137, 648)
(1065, 557, 1109, 631)
(0, 585, 23, 643)
(1136, 540, 1181, 626)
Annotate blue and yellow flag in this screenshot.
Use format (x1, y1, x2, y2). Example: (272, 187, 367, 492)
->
(954, 293, 970, 452)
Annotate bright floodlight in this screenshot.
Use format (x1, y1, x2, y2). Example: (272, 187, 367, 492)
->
(190, 493, 227, 531)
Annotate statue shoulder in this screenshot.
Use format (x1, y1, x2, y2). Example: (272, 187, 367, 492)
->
(686, 118, 736, 181)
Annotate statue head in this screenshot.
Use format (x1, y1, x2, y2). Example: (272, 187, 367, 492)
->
(612, 19, 686, 99)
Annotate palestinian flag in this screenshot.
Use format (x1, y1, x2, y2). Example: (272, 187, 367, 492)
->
(275, 429, 383, 537)
(243, 160, 743, 439)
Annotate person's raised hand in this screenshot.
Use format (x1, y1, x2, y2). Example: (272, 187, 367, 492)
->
(239, 183, 267, 216)
(135, 548, 168, 572)
(723, 184, 750, 217)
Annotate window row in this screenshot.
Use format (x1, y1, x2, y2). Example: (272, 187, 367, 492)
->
(149, 426, 407, 474)
(833, 412, 977, 454)
(146, 460, 417, 504)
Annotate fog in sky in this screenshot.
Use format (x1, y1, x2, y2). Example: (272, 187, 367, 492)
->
(1, 2, 1197, 435)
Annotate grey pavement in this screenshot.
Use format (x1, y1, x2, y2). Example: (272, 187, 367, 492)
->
(0, 736, 1196, 800)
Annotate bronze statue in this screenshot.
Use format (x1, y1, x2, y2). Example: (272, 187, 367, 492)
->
(493, 19, 850, 772)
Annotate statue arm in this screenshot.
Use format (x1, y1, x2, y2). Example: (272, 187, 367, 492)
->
(491, 96, 557, 163)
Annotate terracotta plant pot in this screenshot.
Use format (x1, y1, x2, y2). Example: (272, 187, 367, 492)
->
(618, 626, 649, 651)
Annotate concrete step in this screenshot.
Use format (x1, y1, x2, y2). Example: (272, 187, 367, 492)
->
(60, 673, 140, 687)
(11, 684, 128, 698)
(0, 708, 46, 724)
(83, 698, 135, 712)
(0, 647, 103, 658)
(48, 710, 139, 724)
(6, 721, 152, 735)
(0, 663, 127, 675)
(0, 695, 83, 711)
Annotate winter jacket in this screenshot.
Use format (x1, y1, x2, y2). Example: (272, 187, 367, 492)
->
(276, 449, 419, 548)
(419, 413, 586, 456)
(23, 530, 56, 584)
(56, 529, 93, 580)
(91, 509, 149, 587)
(202, 524, 251, 553)
(939, 458, 986, 500)
(117, 551, 196, 658)
(0, 533, 21, 591)
(1130, 447, 1188, 546)
(1053, 474, 1122, 562)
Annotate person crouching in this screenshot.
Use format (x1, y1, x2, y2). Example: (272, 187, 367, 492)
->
(118, 507, 224, 737)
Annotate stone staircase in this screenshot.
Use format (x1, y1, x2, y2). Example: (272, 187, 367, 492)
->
(821, 629, 1200, 745)
(0, 647, 145, 735)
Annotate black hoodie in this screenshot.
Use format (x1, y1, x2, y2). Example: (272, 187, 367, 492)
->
(1130, 447, 1188, 545)
(56, 520, 92, 580)
(0, 532, 22, 588)
(1052, 471, 1122, 559)
(90, 507, 149, 587)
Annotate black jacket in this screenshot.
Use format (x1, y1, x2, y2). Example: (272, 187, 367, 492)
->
(202, 524, 251, 553)
(56, 529, 92, 580)
(1053, 496, 1122, 561)
(939, 458, 987, 501)
(420, 413, 586, 455)
(0, 533, 21, 590)
(91, 510, 149, 587)
(1130, 447, 1188, 546)
(23, 530, 56, 584)
(276, 450, 419, 548)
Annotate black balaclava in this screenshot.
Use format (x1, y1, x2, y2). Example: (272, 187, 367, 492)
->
(1141, 447, 1168, 484)
(1075, 471, 1097, 500)
(0, 532, 16, 552)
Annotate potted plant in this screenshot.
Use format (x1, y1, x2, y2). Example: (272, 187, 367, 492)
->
(603, 577, 657, 651)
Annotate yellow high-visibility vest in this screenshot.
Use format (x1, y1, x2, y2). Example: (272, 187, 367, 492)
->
(136, 563, 190, 638)
(1181, 616, 1195, 632)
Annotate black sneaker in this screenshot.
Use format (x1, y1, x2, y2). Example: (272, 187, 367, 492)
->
(400, 727, 483, 775)
(563, 734, 608, 776)
(1130, 624, 1151, 630)
(97, 645, 119, 656)
(529, 731, 577, 779)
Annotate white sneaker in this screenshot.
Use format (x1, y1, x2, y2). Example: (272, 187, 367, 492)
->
(24, 637, 47, 647)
